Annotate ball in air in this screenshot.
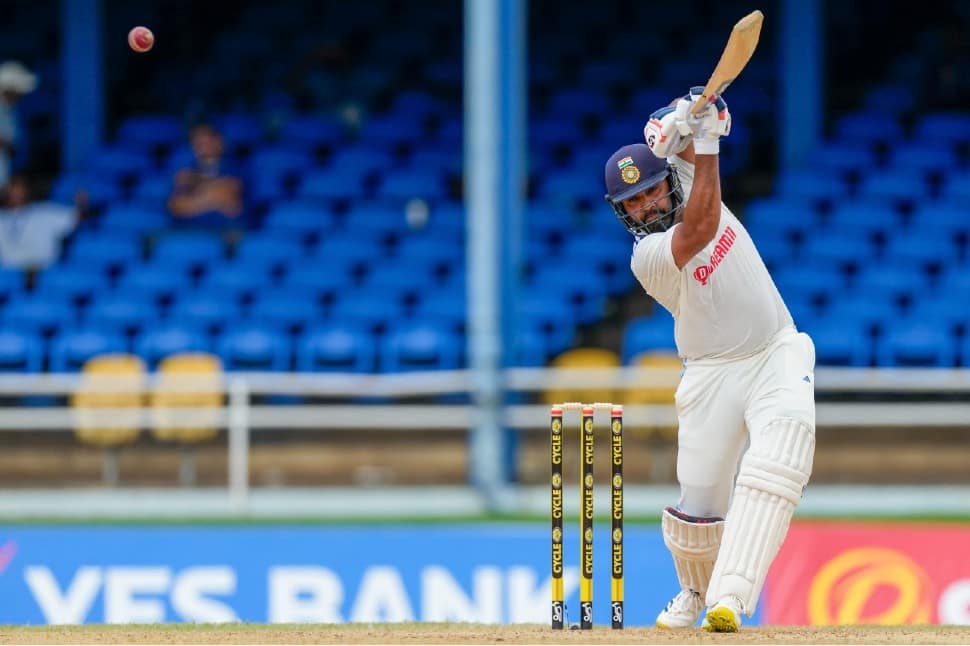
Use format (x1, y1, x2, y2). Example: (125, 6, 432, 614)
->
(128, 26, 154, 53)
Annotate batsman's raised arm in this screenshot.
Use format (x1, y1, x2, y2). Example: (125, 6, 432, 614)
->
(644, 89, 732, 269)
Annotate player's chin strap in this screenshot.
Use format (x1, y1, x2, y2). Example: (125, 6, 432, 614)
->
(706, 417, 815, 615)
(662, 507, 724, 599)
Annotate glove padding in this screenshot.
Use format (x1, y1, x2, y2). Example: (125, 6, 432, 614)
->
(679, 86, 731, 155)
(643, 105, 693, 159)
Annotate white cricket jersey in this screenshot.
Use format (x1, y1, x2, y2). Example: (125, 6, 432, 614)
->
(630, 155, 792, 361)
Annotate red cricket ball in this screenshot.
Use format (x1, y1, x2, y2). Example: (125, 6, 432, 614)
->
(128, 26, 154, 53)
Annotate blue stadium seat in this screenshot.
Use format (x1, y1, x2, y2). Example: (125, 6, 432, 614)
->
(98, 204, 169, 235)
(772, 264, 847, 305)
(3, 296, 76, 336)
(198, 261, 273, 303)
(359, 114, 426, 147)
(530, 116, 585, 149)
(0, 268, 24, 305)
(87, 146, 153, 183)
(741, 198, 816, 240)
(248, 287, 324, 333)
(800, 236, 870, 272)
(49, 328, 129, 372)
(914, 112, 970, 147)
(407, 149, 461, 176)
(877, 322, 957, 367)
(825, 201, 899, 233)
(380, 319, 462, 372)
(389, 91, 444, 121)
(131, 174, 174, 207)
(863, 83, 916, 116)
(134, 324, 211, 369)
(412, 290, 466, 333)
(529, 265, 608, 325)
(297, 167, 369, 201)
(835, 111, 904, 147)
(278, 115, 346, 150)
(858, 172, 928, 210)
(167, 292, 243, 334)
(518, 292, 577, 357)
(802, 319, 872, 366)
(66, 233, 143, 274)
(882, 231, 959, 270)
(775, 169, 841, 206)
(84, 290, 158, 336)
(330, 292, 408, 334)
(340, 202, 409, 244)
(825, 295, 899, 338)
(887, 142, 957, 178)
(0, 329, 44, 372)
(217, 324, 292, 371)
(808, 141, 879, 177)
(117, 262, 190, 303)
(621, 310, 676, 363)
(327, 146, 397, 179)
(560, 236, 633, 296)
(234, 234, 308, 271)
(278, 258, 356, 304)
(212, 112, 265, 150)
(545, 89, 612, 119)
(152, 232, 226, 270)
(904, 296, 968, 338)
(248, 147, 314, 185)
(296, 323, 377, 372)
(942, 173, 970, 208)
(50, 174, 121, 209)
(852, 264, 928, 306)
(117, 115, 184, 150)
(33, 265, 107, 305)
(310, 233, 384, 275)
(262, 201, 339, 238)
(376, 168, 448, 201)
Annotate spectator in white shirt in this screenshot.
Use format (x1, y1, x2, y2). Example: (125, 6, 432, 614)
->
(0, 61, 38, 190)
(0, 174, 89, 272)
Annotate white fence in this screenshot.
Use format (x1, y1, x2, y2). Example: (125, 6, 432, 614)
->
(0, 367, 968, 516)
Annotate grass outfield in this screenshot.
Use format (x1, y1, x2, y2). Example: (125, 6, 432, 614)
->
(2, 624, 970, 644)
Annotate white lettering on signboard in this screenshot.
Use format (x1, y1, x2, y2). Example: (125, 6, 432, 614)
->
(267, 566, 344, 623)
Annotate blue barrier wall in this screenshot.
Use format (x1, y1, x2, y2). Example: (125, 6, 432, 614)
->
(0, 524, 762, 626)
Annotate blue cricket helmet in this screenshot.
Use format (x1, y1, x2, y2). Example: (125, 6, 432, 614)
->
(604, 143, 684, 236)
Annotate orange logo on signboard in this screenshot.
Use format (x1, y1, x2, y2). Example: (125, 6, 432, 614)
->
(808, 547, 932, 625)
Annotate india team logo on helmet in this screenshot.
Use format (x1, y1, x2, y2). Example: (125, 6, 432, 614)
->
(617, 156, 641, 184)
(604, 143, 684, 237)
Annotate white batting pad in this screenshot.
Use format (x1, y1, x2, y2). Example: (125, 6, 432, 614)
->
(706, 417, 815, 613)
(662, 508, 725, 597)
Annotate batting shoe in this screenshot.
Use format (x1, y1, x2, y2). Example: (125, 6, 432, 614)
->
(655, 589, 705, 629)
(704, 594, 744, 632)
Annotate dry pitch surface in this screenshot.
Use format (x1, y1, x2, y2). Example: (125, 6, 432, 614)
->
(1, 624, 970, 645)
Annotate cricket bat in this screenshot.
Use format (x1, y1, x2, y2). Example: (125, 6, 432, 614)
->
(690, 9, 764, 116)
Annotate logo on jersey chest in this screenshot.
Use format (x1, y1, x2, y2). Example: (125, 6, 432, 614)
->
(692, 225, 737, 285)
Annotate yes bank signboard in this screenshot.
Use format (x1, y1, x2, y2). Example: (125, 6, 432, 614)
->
(0, 525, 685, 626)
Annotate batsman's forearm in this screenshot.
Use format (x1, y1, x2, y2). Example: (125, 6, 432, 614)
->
(681, 155, 721, 231)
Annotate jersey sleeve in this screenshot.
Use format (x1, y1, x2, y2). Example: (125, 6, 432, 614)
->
(630, 228, 679, 294)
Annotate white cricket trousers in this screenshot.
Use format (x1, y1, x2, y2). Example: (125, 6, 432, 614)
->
(673, 326, 816, 518)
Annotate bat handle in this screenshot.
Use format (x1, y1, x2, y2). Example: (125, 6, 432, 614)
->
(690, 94, 712, 116)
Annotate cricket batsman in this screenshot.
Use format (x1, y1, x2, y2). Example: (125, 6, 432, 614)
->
(602, 88, 816, 631)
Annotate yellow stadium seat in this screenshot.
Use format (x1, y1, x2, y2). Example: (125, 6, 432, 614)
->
(542, 347, 621, 406)
(151, 352, 224, 444)
(627, 350, 682, 442)
(72, 353, 146, 446)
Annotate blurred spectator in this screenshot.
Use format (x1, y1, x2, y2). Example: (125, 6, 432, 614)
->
(0, 61, 38, 190)
(0, 174, 89, 272)
(167, 124, 247, 229)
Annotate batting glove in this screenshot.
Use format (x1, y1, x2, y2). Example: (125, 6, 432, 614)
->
(678, 86, 731, 155)
(643, 105, 693, 159)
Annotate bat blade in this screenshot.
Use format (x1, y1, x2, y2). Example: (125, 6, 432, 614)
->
(691, 9, 764, 116)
